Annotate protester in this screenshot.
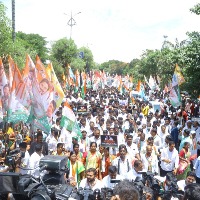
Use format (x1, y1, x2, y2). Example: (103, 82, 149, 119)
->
(79, 168, 103, 190)
(1, 69, 200, 199)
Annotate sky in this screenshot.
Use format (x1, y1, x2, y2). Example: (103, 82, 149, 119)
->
(2, 0, 200, 64)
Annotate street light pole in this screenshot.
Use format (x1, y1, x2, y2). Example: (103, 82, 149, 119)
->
(65, 11, 81, 39)
(12, 0, 16, 42)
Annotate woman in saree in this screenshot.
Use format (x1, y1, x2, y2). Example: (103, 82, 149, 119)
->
(177, 142, 191, 180)
(73, 143, 83, 162)
(52, 143, 65, 156)
(101, 147, 116, 178)
(67, 151, 85, 187)
(83, 142, 102, 180)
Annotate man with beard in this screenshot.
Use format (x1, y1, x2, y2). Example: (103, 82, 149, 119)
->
(79, 168, 103, 190)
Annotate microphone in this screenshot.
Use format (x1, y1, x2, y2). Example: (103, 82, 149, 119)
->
(39, 165, 47, 172)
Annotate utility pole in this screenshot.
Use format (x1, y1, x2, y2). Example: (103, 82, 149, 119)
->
(12, 0, 16, 42)
(65, 11, 81, 39)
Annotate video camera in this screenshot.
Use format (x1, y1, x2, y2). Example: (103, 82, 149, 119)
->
(0, 155, 74, 200)
(133, 172, 161, 200)
(5, 148, 25, 167)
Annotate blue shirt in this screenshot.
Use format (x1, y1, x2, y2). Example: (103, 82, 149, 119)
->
(171, 127, 179, 143)
(194, 156, 200, 178)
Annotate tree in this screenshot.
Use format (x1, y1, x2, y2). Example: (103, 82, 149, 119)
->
(0, 2, 12, 59)
(70, 57, 85, 71)
(16, 31, 49, 63)
(181, 32, 200, 97)
(0, 3, 36, 70)
(77, 46, 95, 71)
(190, 3, 200, 15)
(100, 60, 129, 75)
(50, 38, 78, 68)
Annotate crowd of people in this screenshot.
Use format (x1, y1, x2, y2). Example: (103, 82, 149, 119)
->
(0, 85, 200, 200)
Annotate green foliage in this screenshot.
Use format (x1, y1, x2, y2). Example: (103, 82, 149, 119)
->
(78, 46, 95, 70)
(100, 60, 129, 75)
(16, 31, 49, 63)
(190, 3, 200, 15)
(50, 59, 64, 81)
(50, 38, 78, 68)
(181, 32, 200, 97)
(0, 3, 12, 57)
(70, 58, 85, 71)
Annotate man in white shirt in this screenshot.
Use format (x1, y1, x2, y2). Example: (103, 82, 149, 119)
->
(29, 143, 44, 179)
(112, 144, 132, 179)
(102, 166, 123, 189)
(59, 127, 72, 151)
(17, 142, 30, 175)
(160, 141, 179, 177)
(79, 168, 103, 191)
(141, 145, 158, 174)
(177, 171, 196, 192)
(125, 135, 140, 162)
(150, 128, 162, 150)
(89, 128, 101, 148)
(126, 160, 144, 181)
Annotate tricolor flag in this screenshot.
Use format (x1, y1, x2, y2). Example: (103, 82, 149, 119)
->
(60, 101, 82, 140)
(81, 72, 86, 99)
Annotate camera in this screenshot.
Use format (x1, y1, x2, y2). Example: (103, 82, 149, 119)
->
(5, 148, 25, 167)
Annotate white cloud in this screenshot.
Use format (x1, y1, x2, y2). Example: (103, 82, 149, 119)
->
(2, 0, 200, 63)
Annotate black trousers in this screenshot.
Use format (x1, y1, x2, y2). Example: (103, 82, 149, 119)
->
(197, 149, 200, 158)
(160, 167, 172, 177)
(196, 176, 200, 184)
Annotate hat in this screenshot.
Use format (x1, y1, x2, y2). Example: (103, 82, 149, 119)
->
(187, 120, 192, 123)
(190, 130, 196, 135)
(72, 136, 78, 141)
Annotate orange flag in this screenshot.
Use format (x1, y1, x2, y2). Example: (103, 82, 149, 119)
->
(136, 80, 141, 92)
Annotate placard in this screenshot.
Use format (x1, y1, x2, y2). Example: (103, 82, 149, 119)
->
(77, 105, 87, 113)
(101, 135, 118, 148)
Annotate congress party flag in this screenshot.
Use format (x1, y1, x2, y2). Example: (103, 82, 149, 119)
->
(60, 101, 82, 140)
(7, 64, 30, 123)
(31, 56, 52, 133)
(174, 64, 185, 86)
(0, 58, 9, 116)
(46, 63, 65, 111)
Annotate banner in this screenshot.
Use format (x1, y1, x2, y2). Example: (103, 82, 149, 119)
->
(31, 56, 52, 132)
(7, 64, 30, 123)
(169, 74, 181, 107)
(46, 63, 65, 112)
(0, 59, 9, 116)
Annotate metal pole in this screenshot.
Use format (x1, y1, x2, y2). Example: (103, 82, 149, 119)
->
(66, 11, 81, 39)
(12, 0, 16, 42)
(70, 12, 73, 39)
